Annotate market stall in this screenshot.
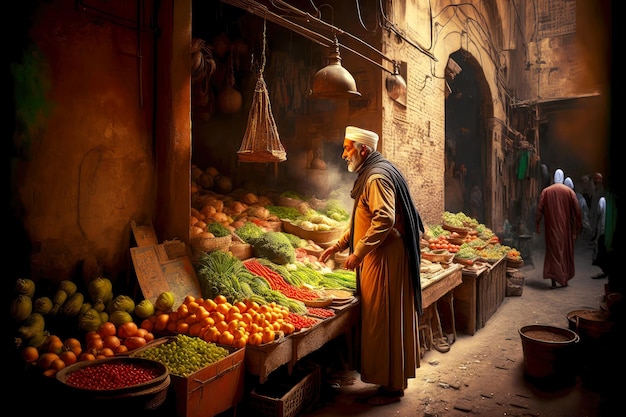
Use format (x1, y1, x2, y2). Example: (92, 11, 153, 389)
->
(453, 255, 507, 335)
(418, 263, 463, 353)
(245, 299, 360, 383)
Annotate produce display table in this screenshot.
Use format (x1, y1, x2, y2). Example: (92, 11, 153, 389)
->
(453, 256, 507, 335)
(245, 264, 466, 382)
(245, 301, 360, 383)
(419, 264, 463, 353)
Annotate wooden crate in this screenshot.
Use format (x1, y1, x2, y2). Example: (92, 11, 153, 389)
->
(477, 257, 506, 328)
(248, 364, 321, 417)
(454, 256, 506, 335)
(171, 345, 245, 417)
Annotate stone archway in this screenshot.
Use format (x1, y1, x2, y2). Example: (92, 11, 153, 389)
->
(444, 50, 494, 227)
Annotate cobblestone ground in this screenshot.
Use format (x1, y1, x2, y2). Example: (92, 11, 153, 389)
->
(302, 236, 622, 417)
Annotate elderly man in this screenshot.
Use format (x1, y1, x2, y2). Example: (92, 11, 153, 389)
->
(320, 126, 424, 406)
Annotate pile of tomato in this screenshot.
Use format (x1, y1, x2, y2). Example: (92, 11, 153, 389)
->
(427, 236, 460, 253)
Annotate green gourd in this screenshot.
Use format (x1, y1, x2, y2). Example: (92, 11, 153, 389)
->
(18, 313, 45, 339)
(11, 295, 33, 322)
(15, 278, 36, 299)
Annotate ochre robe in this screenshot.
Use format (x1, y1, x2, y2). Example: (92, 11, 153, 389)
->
(335, 172, 418, 390)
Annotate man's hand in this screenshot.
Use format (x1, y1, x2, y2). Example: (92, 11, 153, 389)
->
(344, 254, 361, 270)
(319, 246, 336, 263)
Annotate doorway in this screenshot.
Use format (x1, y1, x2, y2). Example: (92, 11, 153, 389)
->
(444, 50, 493, 227)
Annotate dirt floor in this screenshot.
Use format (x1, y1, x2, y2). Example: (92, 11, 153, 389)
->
(287, 236, 623, 417)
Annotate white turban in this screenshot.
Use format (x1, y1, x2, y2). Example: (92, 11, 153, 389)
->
(345, 126, 379, 150)
(564, 177, 574, 190)
(553, 169, 564, 184)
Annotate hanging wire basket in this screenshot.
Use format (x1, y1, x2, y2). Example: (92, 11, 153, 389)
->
(237, 19, 286, 163)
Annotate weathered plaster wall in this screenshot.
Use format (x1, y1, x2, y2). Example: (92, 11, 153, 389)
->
(11, 1, 158, 283)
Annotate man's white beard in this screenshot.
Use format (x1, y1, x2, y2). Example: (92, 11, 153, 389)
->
(346, 152, 362, 173)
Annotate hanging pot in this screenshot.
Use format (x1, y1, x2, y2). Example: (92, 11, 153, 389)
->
(217, 84, 242, 114)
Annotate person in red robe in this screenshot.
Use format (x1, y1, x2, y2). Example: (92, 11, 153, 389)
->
(535, 168, 582, 288)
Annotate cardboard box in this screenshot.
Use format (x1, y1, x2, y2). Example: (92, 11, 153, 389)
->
(129, 221, 201, 308)
(248, 364, 321, 417)
(171, 345, 245, 417)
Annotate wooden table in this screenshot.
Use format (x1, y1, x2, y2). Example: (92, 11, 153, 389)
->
(418, 264, 463, 354)
(453, 256, 507, 335)
(245, 264, 466, 381)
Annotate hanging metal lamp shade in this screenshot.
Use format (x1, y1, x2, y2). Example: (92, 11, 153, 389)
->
(309, 38, 361, 100)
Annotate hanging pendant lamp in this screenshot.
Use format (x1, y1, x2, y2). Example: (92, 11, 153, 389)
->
(309, 36, 361, 100)
(385, 62, 407, 101)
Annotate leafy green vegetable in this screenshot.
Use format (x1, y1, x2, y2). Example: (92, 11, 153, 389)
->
(233, 221, 265, 243)
(250, 232, 296, 265)
(280, 232, 307, 248)
(207, 221, 231, 238)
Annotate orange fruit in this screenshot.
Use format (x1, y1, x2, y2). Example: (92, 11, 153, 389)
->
(214, 295, 228, 305)
(140, 318, 154, 331)
(114, 344, 129, 355)
(87, 337, 104, 353)
(45, 335, 64, 354)
(78, 352, 96, 362)
(189, 322, 203, 337)
(102, 335, 121, 350)
(216, 303, 231, 315)
(176, 320, 190, 334)
(187, 301, 200, 314)
(50, 357, 66, 371)
(215, 320, 229, 333)
(117, 322, 138, 339)
(154, 313, 169, 331)
(262, 328, 275, 344)
(59, 350, 77, 366)
(233, 335, 247, 348)
(63, 337, 82, 356)
(98, 321, 117, 338)
(38, 352, 60, 370)
(99, 347, 115, 357)
(185, 313, 198, 324)
(210, 311, 225, 323)
(21, 346, 39, 364)
(248, 332, 262, 346)
(203, 327, 220, 343)
(219, 330, 234, 345)
(234, 301, 248, 314)
(203, 298, 217, 312)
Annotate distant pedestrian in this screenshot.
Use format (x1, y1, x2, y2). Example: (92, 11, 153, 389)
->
(535, 169, 582, 288)
(565, 177, 590, 237)
(591, 196, 607, 279)
(589, 172, 605, 243)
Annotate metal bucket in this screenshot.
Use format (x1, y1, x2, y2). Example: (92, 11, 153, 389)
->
(519, 325, 580, 385)
(566, 309, 613, 341)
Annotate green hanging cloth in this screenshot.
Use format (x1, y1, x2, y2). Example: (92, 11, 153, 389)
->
(517, 150, 529, 180)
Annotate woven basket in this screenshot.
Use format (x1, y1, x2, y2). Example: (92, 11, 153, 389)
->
(422, 250, 454, 264)
(56, 357, 169, 396)
(191, 235, 232, 253)
(507, 257, 524, 268)
(442, 223, 469, 236)
(230, 243, 253, 260)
